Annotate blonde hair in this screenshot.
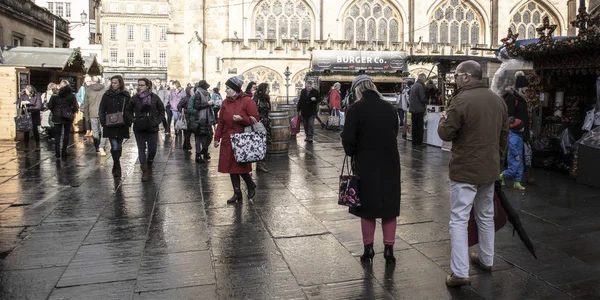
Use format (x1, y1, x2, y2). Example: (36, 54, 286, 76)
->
(59, 80, 70, 88)
(354, 80, 384, 101)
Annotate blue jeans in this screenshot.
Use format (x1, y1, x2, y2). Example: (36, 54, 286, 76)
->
(134, 132, 158, 165)
(109, 138, 124, 152)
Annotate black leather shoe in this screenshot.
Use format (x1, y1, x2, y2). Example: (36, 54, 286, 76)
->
(384, 244, 396, 264)
(195, 154, 206, 163)
(226, 188, 243, 204)
(360, 243, 375, 263)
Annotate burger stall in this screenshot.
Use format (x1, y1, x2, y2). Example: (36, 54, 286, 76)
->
(307, 50, 409, 125)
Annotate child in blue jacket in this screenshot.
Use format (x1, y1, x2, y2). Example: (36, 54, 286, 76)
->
(500, 117, 526, 191)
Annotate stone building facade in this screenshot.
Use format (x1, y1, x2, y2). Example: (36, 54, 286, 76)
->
(100, 0, 170, 86)
(32, 0, 102, 59)
(168, 0, 577, 98)
(0, 0, 71, 48)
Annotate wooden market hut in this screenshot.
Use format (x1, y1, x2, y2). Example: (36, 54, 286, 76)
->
(499, 10, 600, 187)
(0, 47, 86, 140)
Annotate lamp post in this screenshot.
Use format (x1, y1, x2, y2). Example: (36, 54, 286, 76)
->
(284, 66, 292, 104)
(54, 11, 88, 48)
(579, 0, 587, 30)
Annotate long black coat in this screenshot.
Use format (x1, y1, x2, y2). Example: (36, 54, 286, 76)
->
(47, 85, 79, 124)
(99, 89, 132, 139)
(126, 93, 165, 132)
(296, 88, 321, 117)
(341, 90, 401, 219)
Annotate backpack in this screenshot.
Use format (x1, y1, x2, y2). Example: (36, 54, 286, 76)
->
(187, 94, 197, 117)
(324, 90, 331, 105)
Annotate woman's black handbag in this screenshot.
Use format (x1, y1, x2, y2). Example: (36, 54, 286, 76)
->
(105, 99, 126, 127)
(58, 99, 74, 122)
(338, 155, 361, 207)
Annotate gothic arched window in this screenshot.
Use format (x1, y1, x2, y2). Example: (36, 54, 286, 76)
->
(510, 1, 560, 39)
(429, 0, 483, 46)
(343, 0, 403, 44)
(254, 0, 314, 40)
(242, 67, 284, 95)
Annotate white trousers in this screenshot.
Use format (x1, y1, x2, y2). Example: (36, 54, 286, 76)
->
(449, 181, 495, 278)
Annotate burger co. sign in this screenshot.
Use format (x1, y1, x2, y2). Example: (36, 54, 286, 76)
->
(311, 50, 407, 73)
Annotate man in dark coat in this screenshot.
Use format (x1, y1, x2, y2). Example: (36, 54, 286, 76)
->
(296, 81, 321, 143)
(342, 74, 401, 264)
(438, 60, 509, 287)
(409, 73, 427, 146)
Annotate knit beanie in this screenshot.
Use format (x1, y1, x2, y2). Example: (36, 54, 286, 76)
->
(225, 76, 244, 93)
(351, 74, 372, 90)
(509, 117, 525, 132)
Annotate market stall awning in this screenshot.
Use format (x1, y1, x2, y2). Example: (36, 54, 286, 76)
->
(0, 47, 84, 71)
(406, 55, 500, 65)
(83, 55, 103, 75)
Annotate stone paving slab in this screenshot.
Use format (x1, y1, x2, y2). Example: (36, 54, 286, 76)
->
(0, 130, 598, 299)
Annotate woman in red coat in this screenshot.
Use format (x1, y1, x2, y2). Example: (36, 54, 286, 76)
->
(214, 76, 260, 204)
(328, 82, 342, 130)
(329, 82, 342, 110)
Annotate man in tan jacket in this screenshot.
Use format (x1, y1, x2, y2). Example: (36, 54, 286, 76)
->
(438, 60, 509, 287)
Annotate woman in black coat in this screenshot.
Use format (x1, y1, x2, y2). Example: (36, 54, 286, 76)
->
(341, 75, 401, 264)
(99, 75, 131, 177)
(47, 80, 79, 159)
(178, 86, 194, 151)
(125, 78, 165, 182)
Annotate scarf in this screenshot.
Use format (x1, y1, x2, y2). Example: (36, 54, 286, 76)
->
(138, 91, 152, 105)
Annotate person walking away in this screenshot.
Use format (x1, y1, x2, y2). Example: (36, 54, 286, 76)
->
(17, 85, 43, 151)
(296, 81, 321, 143)
(211, 87, 223, 119)
(409, 74, 427, 146)
(397, 81, 413, 128)
(341, 75, 401, 265)
(126, 78, 165, 182)
(99, 75, 131, 177)
(84, 76, 108, 156)
(78, 75, 93, 137)
(503, 72, 534, 184)
(437, 60, 509, 287)
(253, 83, 272, 173)
(178, 86, 194, 151)
(169, 80, 186, 136)
(41, 83, 57, 139)
(500, 118, 526, 191)
(328, 82, 342, 131)
(214, 76, 259, 204)
(156, 80, 170, 134)
(48, 80, 79, 159)
(190, 80, 215, 162)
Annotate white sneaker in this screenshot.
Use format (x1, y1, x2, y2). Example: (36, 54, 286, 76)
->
(99, 148, 106, 156)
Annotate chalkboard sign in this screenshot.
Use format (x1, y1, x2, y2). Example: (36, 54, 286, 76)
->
(58, 76, 77, 91)
(18, 71, 29, 95)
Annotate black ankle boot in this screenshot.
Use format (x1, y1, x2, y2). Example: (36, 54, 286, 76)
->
(384, 244, 396, 264)
(111, 151, 121, 177)
(360, 243, 375, 262)
(226, 188, 242, 204)
(202, 149, 211, 160)
(246, 181, 256, 199)
(195, 153, 206, 163)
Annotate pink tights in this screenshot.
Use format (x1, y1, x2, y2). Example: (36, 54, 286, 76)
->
(361, 217, 397, 245)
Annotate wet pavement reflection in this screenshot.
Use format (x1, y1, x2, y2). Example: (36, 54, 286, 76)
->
(0, 131, 598, 299)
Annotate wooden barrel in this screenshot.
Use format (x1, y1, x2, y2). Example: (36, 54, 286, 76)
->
(277, 103, 297, 135)
(267, 110, 291, 155)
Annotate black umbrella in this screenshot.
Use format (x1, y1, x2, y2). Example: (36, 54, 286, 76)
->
(495, 181, 538, 259)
